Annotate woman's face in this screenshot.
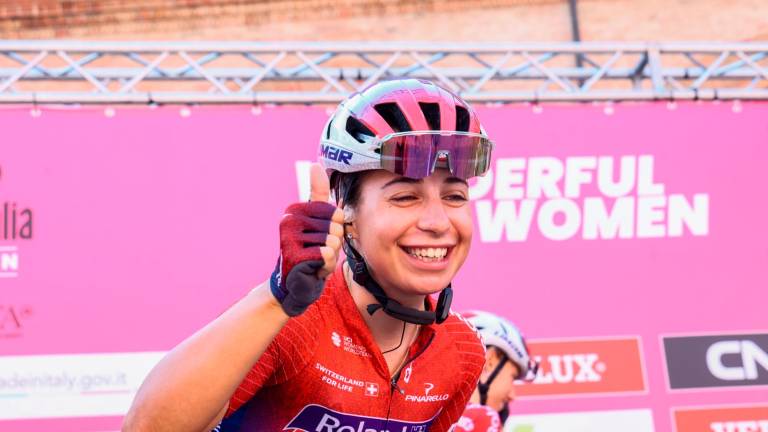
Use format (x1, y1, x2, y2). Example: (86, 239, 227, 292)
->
(348, 168, 473, 299)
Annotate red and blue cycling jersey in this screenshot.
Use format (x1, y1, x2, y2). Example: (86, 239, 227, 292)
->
(217, 266, 485, 431)
(452, 404, 502, 432)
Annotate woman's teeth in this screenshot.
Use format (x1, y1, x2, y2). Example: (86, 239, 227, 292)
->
(405, 247, 449, 261)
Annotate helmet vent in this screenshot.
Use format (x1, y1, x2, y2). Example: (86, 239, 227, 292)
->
(419, 102, 441, 130)
(455, 105, 470, 132)
(345, 116, 375, 143)
(374, 102, 412, 132)
(325, 116, 334, 139)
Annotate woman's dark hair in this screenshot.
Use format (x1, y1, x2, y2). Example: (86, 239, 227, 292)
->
(332, 171, 368, 260)
(331, 171, 368, 209)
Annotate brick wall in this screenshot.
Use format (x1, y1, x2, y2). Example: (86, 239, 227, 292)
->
(0, 0, 766, 41)
(0, 0, 561, 38)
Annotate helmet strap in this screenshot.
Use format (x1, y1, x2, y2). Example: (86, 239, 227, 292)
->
(498, 402, 511, 424)
(477, 352, 508, 406)
(344, 240, 451, 326)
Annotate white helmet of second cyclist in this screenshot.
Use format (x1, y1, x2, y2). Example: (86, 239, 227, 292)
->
(464, 310, 535, 380)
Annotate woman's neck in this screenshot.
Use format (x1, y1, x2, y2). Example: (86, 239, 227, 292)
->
(343, 262, 423, 375)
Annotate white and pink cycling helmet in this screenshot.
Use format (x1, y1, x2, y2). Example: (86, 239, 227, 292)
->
(464, 310, 538, 381)
(319, 78, 493, 181)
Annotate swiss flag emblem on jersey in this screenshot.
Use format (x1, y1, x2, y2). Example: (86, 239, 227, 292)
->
(364, 382, 379, 397)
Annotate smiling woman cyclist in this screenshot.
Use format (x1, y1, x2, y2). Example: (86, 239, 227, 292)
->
(123, 79, 495, 432)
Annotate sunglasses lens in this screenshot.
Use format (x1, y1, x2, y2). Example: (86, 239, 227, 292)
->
(379, 133, 492, 179)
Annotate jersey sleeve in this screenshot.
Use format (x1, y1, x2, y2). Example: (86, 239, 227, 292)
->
(430, 315, 487, 432)
(224, 301, 322, 416)
(430, 376, 479, 432)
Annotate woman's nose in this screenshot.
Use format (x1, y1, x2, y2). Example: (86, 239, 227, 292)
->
(416, 197, 451, 234)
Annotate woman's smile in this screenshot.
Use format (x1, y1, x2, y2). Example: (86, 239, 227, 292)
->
(400, 244, 454, 269)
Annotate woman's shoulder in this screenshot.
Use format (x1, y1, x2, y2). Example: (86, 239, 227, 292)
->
(441, 311, 485, 341)
(433, 310, 486, 360)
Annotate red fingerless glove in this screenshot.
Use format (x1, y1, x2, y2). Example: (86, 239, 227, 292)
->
(270, 201, 337, 316)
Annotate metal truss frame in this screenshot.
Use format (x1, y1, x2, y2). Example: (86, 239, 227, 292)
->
(1, 40, 767, 104)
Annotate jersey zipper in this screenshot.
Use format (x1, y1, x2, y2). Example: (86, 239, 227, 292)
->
(385, 331, 437, 427)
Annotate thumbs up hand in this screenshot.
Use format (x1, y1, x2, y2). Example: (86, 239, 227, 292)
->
(269, 164, 344, 317)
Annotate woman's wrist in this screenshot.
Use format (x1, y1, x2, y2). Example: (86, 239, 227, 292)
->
(246, 281, 291, 320)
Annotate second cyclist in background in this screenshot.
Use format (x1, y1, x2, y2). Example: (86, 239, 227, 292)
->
(452, 311, 538, 432)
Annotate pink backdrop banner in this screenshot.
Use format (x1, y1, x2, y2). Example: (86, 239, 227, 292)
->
(1, 102, 766, 431)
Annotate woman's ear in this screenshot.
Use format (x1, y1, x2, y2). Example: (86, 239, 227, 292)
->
(343, 205, 355, 223)
(343, 205, 358, 240)
(483, 346, 503, 371)
(483, 359, 494, 373)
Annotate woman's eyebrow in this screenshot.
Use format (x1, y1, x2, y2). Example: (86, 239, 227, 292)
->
(382, 177, 422, 189)
(381, 176, 468, 189)
(445, 177, 469, 187)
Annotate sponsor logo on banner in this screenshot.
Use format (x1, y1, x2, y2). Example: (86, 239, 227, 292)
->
(0, 245, 20, 278)
(673, 404, 768, 432)
(0, 164, 35, 279)
(0, 304, 33, 338)
(0, 351, 164, 419)
(516, 337, 647, 398)
(296, 155, 709, 242)
(284, 404, 436, 432)
(663, 333, 768, 390)
(505, 409, 655, 432)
